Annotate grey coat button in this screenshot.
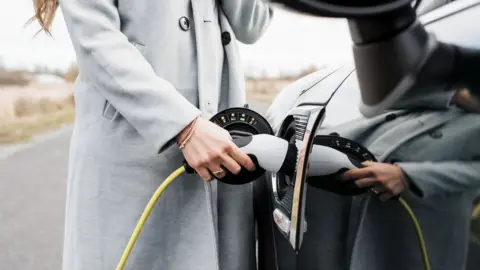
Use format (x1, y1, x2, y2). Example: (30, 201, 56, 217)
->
(429, 130, 443, 139)
(179, 16, 190, 31)
(221, 31, 231, 45)
(385, 113, 397, 121)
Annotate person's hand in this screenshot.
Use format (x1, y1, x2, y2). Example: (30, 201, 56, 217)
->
(176, 117, 256, 181)
(451, 88, 480, 113)
(341, 161, 408, 201)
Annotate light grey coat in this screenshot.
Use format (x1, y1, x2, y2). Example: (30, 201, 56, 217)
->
(58, 0, 273, 269)
(266, 89, 480, 270)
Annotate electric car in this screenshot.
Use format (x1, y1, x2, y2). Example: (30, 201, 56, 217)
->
(254, 0, 480, 269)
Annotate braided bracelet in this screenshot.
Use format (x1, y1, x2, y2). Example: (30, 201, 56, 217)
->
(178, 117, 199, 149)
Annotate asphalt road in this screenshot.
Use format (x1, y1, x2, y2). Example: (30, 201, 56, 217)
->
(0, 100, 270, 270)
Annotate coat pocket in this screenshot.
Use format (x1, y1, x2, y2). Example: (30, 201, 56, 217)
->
(102, 99, 118, 120)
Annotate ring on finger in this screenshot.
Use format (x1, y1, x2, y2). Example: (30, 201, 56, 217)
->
(212, 169, 224, 175)
(371, 187, 383, 194)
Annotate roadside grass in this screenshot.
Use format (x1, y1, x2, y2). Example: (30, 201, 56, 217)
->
(0, 95, 75, 145)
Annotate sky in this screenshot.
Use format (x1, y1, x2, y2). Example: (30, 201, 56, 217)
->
(0, 0, 354, 77)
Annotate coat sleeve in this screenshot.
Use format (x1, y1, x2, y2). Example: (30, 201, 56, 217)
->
(396, 160, 480, 198)
(220, 0, 274, 44)
(59, 0, 202, 154)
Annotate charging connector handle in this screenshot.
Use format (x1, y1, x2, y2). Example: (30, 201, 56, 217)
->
(233, 134, 297, 174)
(184, 134, 297, 185)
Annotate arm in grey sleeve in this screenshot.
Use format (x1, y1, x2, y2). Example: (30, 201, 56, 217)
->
(396, 160, 480, 198)
(59, 0, 201, 154)
(220, 0, 274, 44)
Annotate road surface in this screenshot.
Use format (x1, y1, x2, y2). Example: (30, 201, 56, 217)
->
(0, 100, 270, 270)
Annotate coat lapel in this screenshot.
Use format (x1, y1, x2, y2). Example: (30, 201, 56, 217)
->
(218, 9, 246, 108)
(190, 0, 206, 112)
(191, 0, 220, 119)
(191, 1, 246, 115)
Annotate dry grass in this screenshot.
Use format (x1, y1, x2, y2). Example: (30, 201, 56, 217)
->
(0, 83, 73, 120)
(0, 69, 33, 86)
(0, 106, 75, 144)
(13, 95, 74, 118)
(245, 79, 294, 103)
(0, 83, 75, 145)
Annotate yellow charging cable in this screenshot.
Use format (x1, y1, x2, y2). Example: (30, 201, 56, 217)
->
(116, 166, 430, 270)
(116, 165, 186, 270)
(398, 197, 431, 270)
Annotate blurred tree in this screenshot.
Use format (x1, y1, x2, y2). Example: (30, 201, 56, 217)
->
(298, 64, 319, 77)
(53, 69, 64, 78)
(260, 69, 269, 79)
(64, 63, 79, 83)
(277, 71, 296, 80)
(33, 65, 48, 74)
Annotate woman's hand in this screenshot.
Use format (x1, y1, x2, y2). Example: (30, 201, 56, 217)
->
(451, 88, 480, 113)
(177, 117, 256, 181)
(341, 161, 408, 201)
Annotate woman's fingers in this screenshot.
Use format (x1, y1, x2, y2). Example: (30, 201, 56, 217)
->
(378, 192, 393, 201)
(219, 154, 242, 175)
(354, 177, 377, 188)
(208, 160, 227, 179)
(191, 147, 248, 181)
(226, 143, 256, 171)
(179, 118, 256, 181)
(371, 184, 388, 193)
(342, 167, 373, 181)
(196, 167, 213, 181)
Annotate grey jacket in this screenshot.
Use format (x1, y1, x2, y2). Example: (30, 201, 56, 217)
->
(58, 0, 273, 269)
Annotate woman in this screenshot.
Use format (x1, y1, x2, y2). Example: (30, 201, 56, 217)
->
(295, 88, 480, 270)
(32, 0, 273, 269)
